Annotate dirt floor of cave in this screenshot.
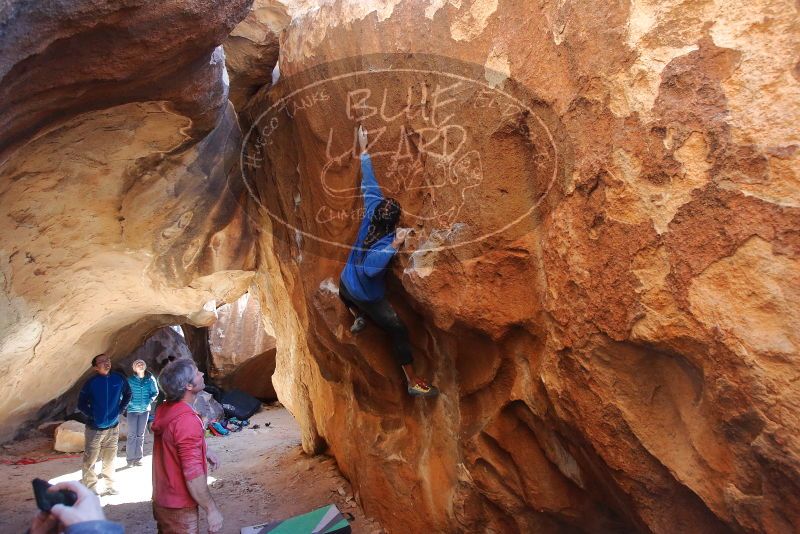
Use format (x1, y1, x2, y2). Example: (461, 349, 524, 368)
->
(0, 405, 383, 534)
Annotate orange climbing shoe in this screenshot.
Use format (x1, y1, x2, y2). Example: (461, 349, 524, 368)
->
(407, 381, 439, 398)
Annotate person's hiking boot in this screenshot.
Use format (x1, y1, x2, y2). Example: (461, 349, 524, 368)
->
(407, 381, 439, 398)
(350, 316, 366, 334)
(133, 460, 143, 467)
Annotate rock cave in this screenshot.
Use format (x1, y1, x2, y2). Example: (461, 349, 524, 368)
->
(1, 0, 799, 533)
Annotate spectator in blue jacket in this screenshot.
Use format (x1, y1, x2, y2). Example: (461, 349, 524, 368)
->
(125, 359, 158, 467)
(339, 126, 438, 398)
(77, 354, 131, 495)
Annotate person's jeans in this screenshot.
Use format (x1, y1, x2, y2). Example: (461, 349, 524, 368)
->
(82, 425, 119, 491)
(339, 280, 413, 366)
(153, 503, 199, 534)
(126, 411, 149, 462)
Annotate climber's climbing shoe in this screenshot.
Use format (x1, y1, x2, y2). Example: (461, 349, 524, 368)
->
(407, 381, 439, 398)
(350, 316, 366, 334)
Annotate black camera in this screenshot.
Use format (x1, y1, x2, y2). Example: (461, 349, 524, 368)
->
(32, 478, 77, 512)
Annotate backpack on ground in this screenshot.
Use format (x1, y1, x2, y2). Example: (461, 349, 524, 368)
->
(221, 389, 261, 420)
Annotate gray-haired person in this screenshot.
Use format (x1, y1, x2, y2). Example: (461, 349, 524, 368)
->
(151, 359, 222, 533)
(125, 359, 158, 467)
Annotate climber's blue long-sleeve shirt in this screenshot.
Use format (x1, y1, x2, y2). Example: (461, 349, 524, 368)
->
(340, 153, 398, 302)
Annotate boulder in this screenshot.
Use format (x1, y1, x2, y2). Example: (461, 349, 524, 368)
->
(37, 420, 64, 437)
(119, 327, 195, 376)
(243, 1, 800, 533)
(209, 291, 277, 399)
(54, 421, 85, 453)
(0, 0, 253, 158)
(0, 0, 257, 441)
(2, 0, 798, 532)
(195, 391, 225, 423)
(223, 348, 278, 401)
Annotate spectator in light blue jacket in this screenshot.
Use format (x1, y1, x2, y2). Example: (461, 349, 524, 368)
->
(125, 359, 158, 467)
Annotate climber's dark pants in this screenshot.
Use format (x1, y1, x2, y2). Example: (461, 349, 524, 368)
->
(338, 280, 414, 367)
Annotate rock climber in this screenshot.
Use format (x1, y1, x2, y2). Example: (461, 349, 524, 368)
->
(339, 125, 439, 398)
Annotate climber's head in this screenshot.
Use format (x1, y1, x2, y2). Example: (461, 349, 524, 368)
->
(363, 198, 401, 249)
(373, 198, 401, 228)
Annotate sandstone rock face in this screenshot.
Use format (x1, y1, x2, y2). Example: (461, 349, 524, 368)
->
(121, 327, 194, 374)
(209, 291, 278, 399)
(54, 420, 85, 453)
(0, 0, 256, 441)
(195, 391, 225, 422)
(224, 0, 289, 110)
(244, 1, 800, 533)
(0, 0, 252, 158)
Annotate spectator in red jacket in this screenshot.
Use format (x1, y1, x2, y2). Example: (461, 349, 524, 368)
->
(151, 359, 222, 534)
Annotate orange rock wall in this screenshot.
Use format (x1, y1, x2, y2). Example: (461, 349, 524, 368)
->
(245, 1, 800, 532)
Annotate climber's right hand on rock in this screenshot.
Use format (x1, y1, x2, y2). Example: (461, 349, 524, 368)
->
(392, 228, 410, 248)
(357, 125, 368, 153)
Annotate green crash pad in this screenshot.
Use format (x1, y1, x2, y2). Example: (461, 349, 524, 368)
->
(240, 504, 351, 534)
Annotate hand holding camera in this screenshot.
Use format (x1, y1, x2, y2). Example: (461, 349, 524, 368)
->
(29, 479, 106, 534)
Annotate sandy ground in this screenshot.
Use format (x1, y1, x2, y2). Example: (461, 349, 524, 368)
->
(0, 405, 383, 534)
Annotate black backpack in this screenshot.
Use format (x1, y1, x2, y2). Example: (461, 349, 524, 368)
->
(221, 389, 261, 420)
